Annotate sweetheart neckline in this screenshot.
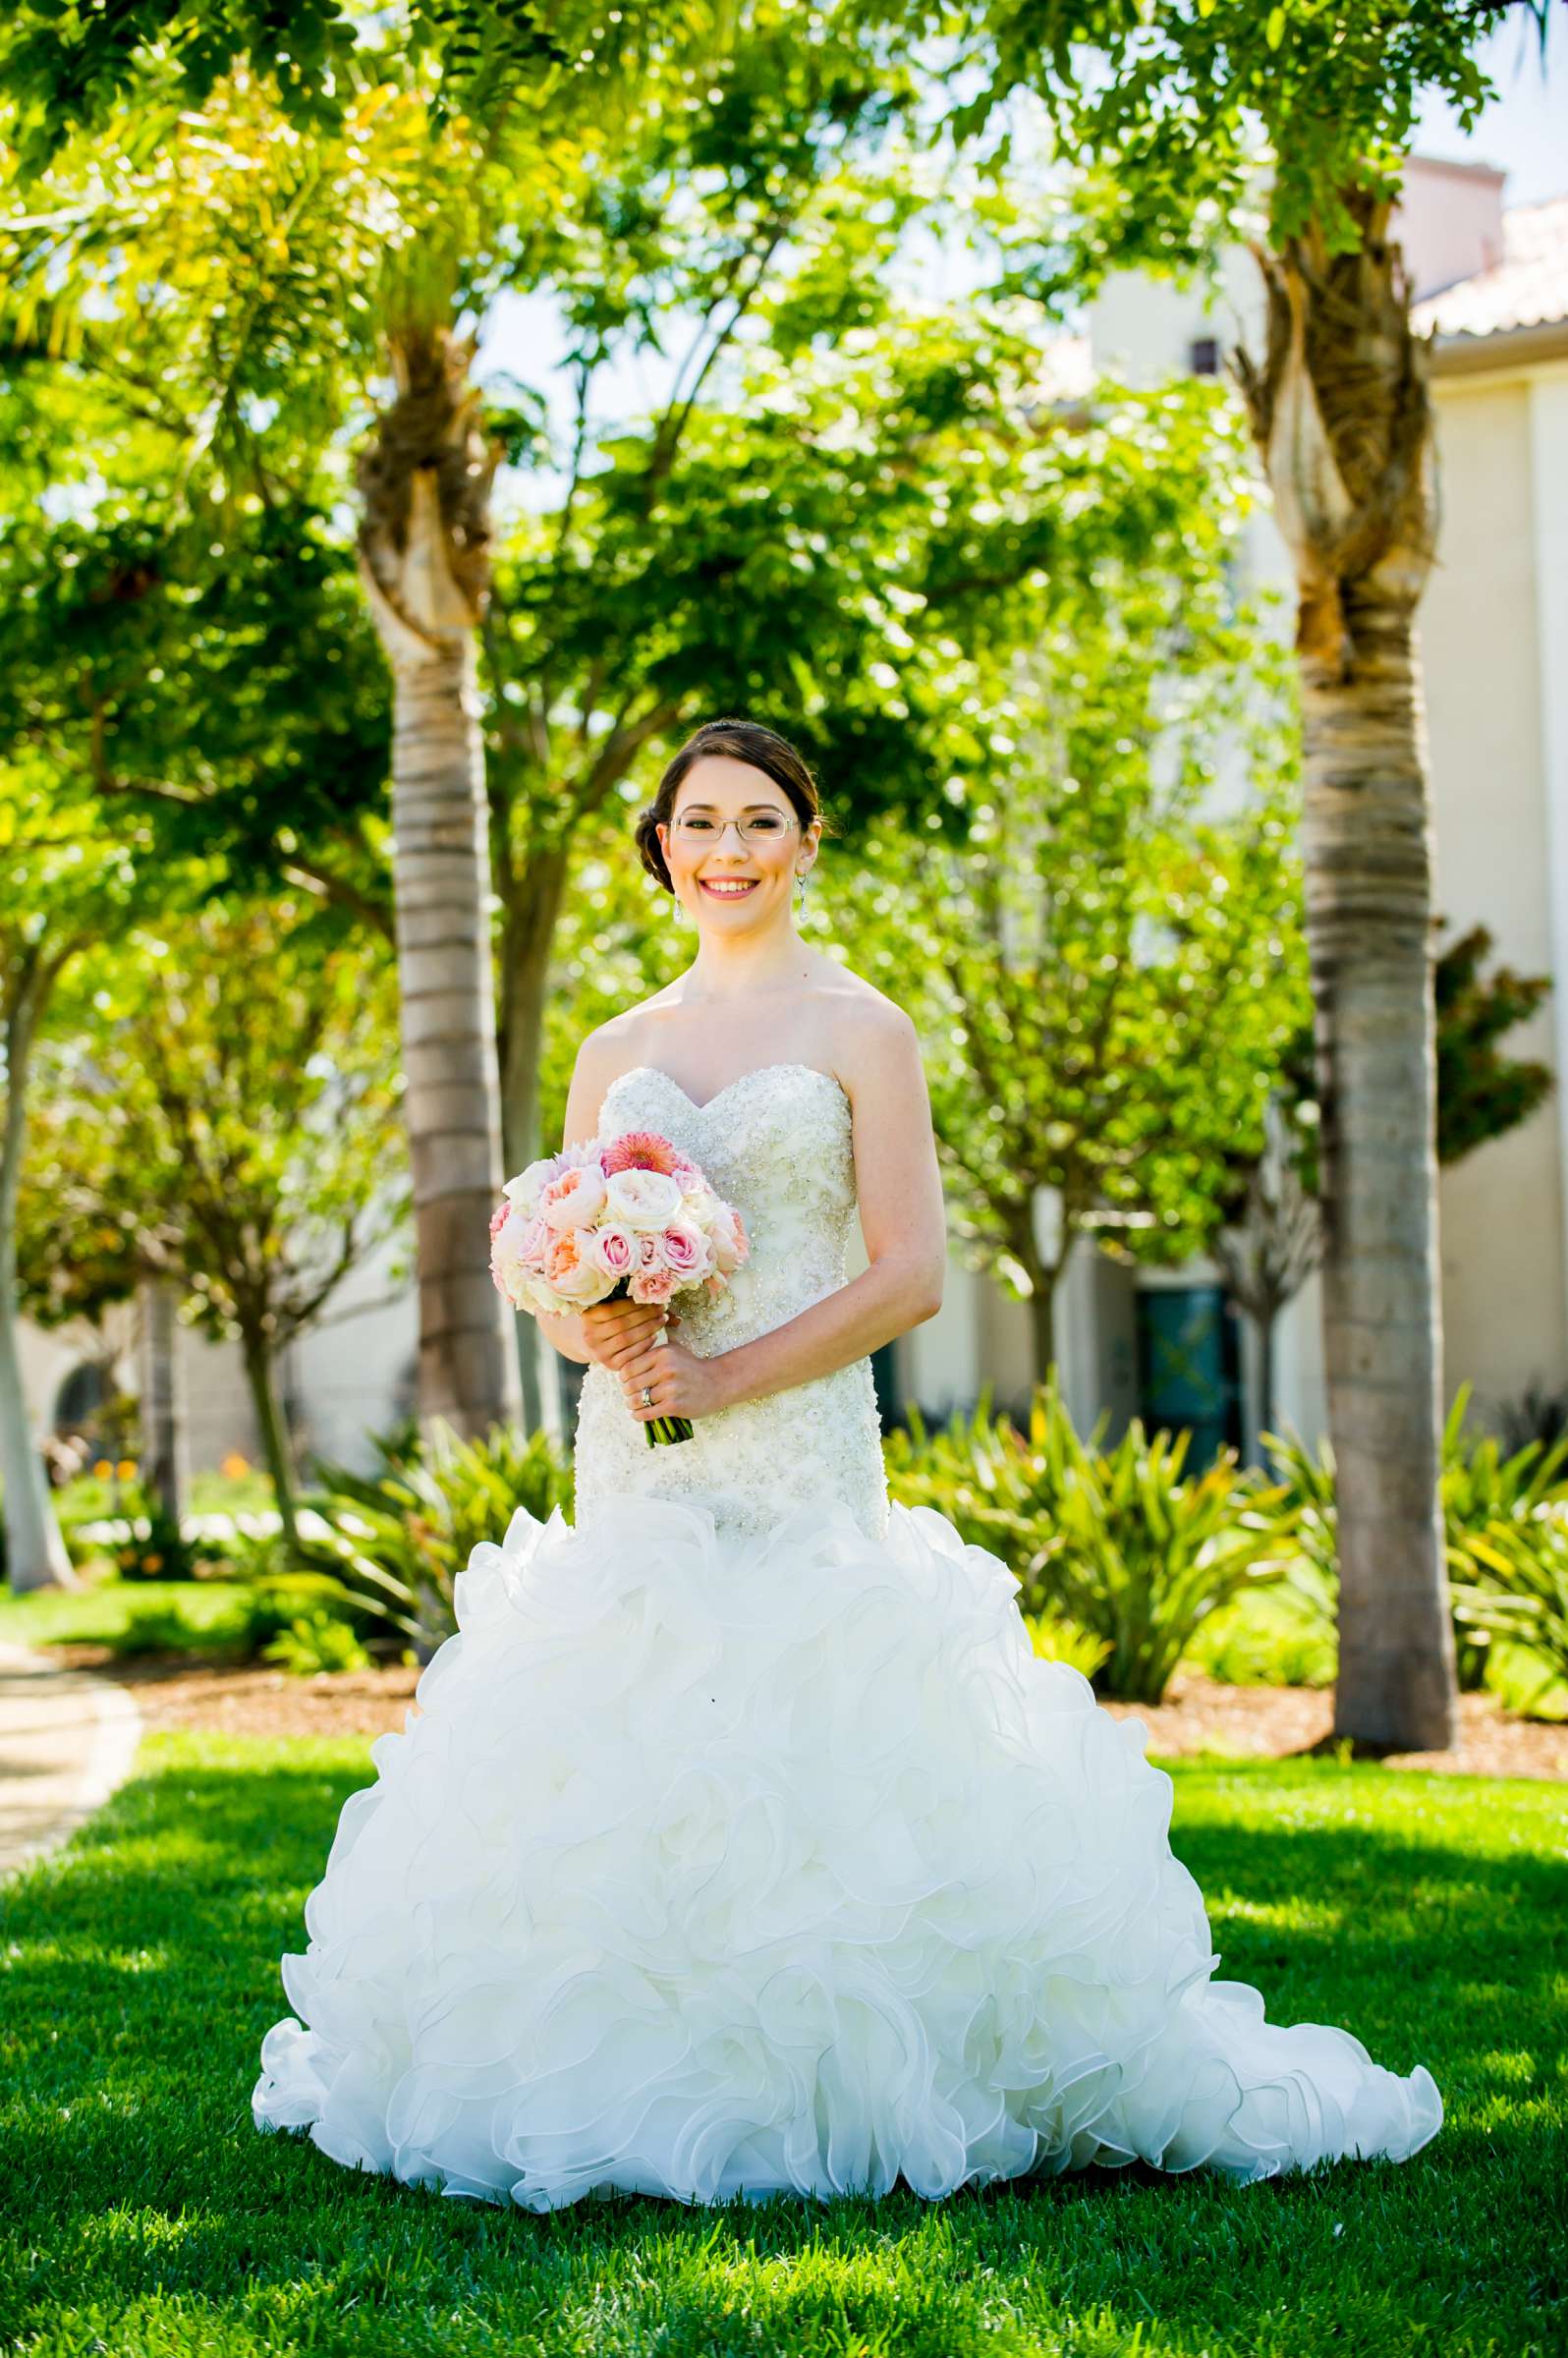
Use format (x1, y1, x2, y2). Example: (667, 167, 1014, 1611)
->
(604, 1060, 850, 1119)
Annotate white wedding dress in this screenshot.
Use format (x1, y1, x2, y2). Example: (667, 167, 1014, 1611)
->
(252, 1060, 1441, 2209)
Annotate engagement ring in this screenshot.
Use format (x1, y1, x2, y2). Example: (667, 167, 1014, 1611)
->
(640, 1385, 653, 1407)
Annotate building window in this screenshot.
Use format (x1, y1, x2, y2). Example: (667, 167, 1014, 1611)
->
(1189, 336, 1220, 377)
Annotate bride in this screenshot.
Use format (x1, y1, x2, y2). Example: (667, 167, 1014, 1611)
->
(252, 715, 1442, 2209)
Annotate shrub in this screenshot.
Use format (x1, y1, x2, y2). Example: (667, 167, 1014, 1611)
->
(1184, 1609, 1335, 1690)
(1264, 1384, 1568, 1696)
(301, 1420, 575, 1655)
(109, 1504, 220, 1585)
(238, 1574, 371, 1660)
(884, 1388, 1045, 1568)
(261, 1611, 373, 1678)
(891, 1377, 1293, 1705)
(1021, 1608, 1112, 1685)
(1011, 1385, 1293, 1705)
(104, 1600, 230, 1658)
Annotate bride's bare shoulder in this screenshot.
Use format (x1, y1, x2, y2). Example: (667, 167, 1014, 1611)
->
(818, 969, 924, 1096)
(575, 990, 677, 1072)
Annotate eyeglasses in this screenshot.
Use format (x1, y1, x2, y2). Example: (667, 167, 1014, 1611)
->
(670, 813, 798, 844)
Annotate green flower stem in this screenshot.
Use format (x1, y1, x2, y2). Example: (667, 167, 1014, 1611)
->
(644, 1415, 695, 1447)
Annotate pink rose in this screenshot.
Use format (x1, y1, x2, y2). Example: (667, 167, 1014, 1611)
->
(588, 1223, 637, 1279)
(632, 1264, 680, 1305)
(660, 1219, 707, 1276)
(491, 1207, 553, 1307)
(538, 1163, 608, 1231)
(709, 1205, 747, 1274)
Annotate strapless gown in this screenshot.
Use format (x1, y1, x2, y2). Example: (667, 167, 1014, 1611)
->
(252, 1060, 1441, 2209)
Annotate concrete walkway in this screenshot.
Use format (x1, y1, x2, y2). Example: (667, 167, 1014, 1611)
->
(0, 1642, 144, 1881)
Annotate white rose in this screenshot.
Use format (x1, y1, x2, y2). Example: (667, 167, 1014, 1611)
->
(604, 1166, 685, 1233)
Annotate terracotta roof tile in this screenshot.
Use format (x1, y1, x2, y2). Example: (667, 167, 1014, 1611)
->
(1412, 196, 1568, 342)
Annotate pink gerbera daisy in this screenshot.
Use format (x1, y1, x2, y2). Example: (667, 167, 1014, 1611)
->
(602, 1129, 683, 1176)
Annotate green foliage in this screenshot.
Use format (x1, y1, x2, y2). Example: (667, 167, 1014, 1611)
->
(887, 1376, 1294, 1705)
(19, 899, 410, 1358)
(91, 1571, 364, 1664)
(105, 1505, 216, 1586)
(1459, 1524, 1568, 1718)
(819, 374, 1308, 1338)
(302, 1419, 576, 1652)
(260, 1609, 373, 1678)
(883, 1387, 1051, 1560)
(1020, 1606, 1111, 1685)
(1011, 1385, 1294, 1707)
(1183, 1596, 1336, 1691)
(101, 1600, 217, 1659)
(927, 0, 1536, 260)
(1434, 923, 1554, 1166)
(239, 1573, 372, 1654)
(0, 1, 714, 172)
(1263, 1386, 1568, 1704)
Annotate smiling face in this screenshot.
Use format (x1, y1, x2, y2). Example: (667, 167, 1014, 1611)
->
(658, 755, 818, 929)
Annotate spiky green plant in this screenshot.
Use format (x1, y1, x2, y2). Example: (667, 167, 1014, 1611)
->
(1265, 1384, 1568, 1693)
(892, 1377, 1294, 1704)
(300, 1420, 575, 1656)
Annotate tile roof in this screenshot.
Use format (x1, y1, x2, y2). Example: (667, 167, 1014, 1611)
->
(1412, 195, 1568, 343)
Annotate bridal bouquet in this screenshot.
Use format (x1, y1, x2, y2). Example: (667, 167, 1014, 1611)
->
(489, 1127, 750, 1447)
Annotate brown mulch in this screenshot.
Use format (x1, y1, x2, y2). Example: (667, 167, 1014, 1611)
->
(51, 1644, 1568, 1778)
(1097, 1674, 1568, 1782)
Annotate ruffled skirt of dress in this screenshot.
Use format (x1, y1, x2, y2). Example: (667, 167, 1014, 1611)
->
(251, 1495, 1441, 2210)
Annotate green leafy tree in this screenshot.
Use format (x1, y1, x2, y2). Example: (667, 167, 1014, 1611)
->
(826, 378, 1308, 1375)
(28, 902, 411, 1547)
(869, 0, 1557, 1747)
(0, 5, 922, 1443)
(1434, 924, 1553, 1167)
(0, 770, 147, 1588)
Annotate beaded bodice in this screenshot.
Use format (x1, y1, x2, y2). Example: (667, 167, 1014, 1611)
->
(571, 1061, 889, 1545)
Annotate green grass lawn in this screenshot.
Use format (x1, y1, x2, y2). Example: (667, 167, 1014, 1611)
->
(1, 1733, 1562, 2358)
(0, 1577, 255, 1651)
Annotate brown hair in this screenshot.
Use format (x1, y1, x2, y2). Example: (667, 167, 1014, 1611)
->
(634, 716, 836, 894)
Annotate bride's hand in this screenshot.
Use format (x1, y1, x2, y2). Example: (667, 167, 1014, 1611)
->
(579, 1298, 675, 1375)
(616, 1321, 731, 1425)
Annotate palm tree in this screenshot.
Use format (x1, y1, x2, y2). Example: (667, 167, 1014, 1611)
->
(357, 313, 517, 1436)
(1231, 194, 1457, 1747)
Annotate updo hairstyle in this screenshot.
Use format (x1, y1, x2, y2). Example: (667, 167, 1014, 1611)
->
(634, 717, 837, 894)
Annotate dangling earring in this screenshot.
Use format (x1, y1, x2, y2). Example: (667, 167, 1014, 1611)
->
(796, 868, 811, 917)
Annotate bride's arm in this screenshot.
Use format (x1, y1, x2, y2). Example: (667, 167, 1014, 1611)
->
(714, 1015, 944, 1408)
(677, 1008, 946, 1415)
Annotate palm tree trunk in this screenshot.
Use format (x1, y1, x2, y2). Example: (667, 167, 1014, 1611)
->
(358, 324, 516, 1442)
(498, 843, 572, 1439)
(1303, 593, 1456, 1748)
(1236, 192, 1457, 1749)
(0, 952, 76, 1591)
(384, 624, 516, 1437)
